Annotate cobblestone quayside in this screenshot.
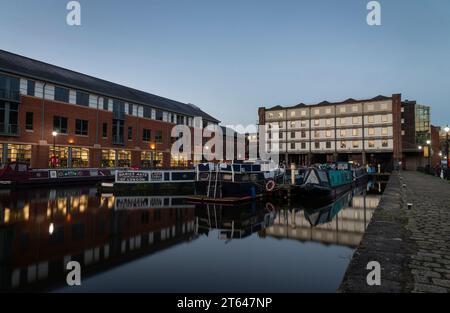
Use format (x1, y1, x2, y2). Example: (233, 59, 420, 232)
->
(339, 171, 450, 293)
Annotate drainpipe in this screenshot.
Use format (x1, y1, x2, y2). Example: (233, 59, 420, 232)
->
(40, 82, 47, 141)
(95, 96, 99, 144)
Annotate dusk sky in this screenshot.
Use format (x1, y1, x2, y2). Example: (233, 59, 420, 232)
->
(1, 0, 449, 127)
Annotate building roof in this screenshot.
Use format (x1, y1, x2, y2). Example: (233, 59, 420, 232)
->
(265, 95, 394, 111)
(0, 50, 219, 123)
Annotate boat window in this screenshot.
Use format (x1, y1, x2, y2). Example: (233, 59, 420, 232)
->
(251, 165, 261, 172)
(18, 163, 28, 172)
(317, 170, 329, 183)
(232, 164, 241, 172)
(242, 164, 252, 172)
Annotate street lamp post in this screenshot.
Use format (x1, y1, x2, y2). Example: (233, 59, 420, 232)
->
(52, 131, 58, 168)
(426, 139, 431, 174)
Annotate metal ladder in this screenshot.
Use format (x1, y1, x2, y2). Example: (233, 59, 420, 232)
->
(207, 165, 220, 198)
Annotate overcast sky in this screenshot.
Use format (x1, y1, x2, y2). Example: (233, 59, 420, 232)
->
(1, 0, 449, 127)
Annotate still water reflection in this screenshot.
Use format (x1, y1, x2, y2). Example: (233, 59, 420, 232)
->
(0, 181, 384, 293)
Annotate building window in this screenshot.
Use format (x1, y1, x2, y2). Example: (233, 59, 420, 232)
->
(381, 103, 388, 110)
(141, 151, 163, 168)
(27, 80, 35, 96)
(301, 110, 307, 116)
(156, 110, 163, 121)
(7, 144, 32, 165)
(367, 104, 374, 111)
(326, 119, 332, 126)
(340, 141, 346, 149)
(402, 130, 405, 136)
(127, 126, 133, 140)
(290, 142, 295, 150)
(290, 111, 296, 117)
(128, 103, 133, 115)
(268, 113, 273, 118)
(314, 130, 320, 138)
(25, 112, 33, 130)
(278, 121, 283, 128)
(381, 127, 388, 136)
(340, 107, 346, 113)
(326, 130, 331, 138)
(314, 119, 320, 126)
(101, 149, 116, 167)
(291, 131, 295, 139)
(72, 147, 89, 168)
(382, 115, 388, 123)
(53, 116, 68, 134)
(49, 146, 69, 168)
(301, 142, 306, 149)
(76, 91, 89, 106)
(118, 150, 131, 167)
(368, 128, 375, 136)
(314, 142, 320, 149)
(103, 98, 109, 110)
(352, 106, 358, 112)
(279, 132, 283, 139)
(102, 123, 108, 138)
(382, 140, 388, 147)
(368, 140, 375, 148)
(301, 131, 306, 138)
(352, 141, 359, 148)
(352, 117, 359, 124)
(290, 121, 296, 128)
(54, 86, 69, 103)
(143, 106, 152, 119)
(278, 112, 283, 118)
(340, 129, 346, 137)
(314, 109, 320, 115)
(352, 129, 359, 136)
(300, 120, 307, 127)
(326, 141, 332, 149)
(155, 130, 163, 143)
(75, 119, 88, 136)
(368, 115, 375, 123)
(326, 108, 331, 114)
(340, 117, 346, 125)
(143, 129, 151, 142)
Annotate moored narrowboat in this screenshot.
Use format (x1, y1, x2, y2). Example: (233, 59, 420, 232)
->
(191, 160, 285, 203)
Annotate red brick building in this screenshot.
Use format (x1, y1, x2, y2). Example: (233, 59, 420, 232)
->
(0, 50, 219, 168)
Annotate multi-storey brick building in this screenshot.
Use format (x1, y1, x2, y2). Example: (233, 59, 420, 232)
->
(258, 94, 403, 170)
(0, 50, 219, 168)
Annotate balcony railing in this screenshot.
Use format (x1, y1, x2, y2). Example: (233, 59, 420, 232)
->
(0, 123, 20, 136)
(0, 88, 20, 102)
(113, 134, 124, 145)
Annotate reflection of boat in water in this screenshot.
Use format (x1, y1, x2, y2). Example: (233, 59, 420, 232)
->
(303, 191, 353, 227)
(195, 201, 277, 241)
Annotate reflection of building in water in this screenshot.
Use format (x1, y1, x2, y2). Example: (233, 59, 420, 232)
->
(0, 189, 196, 291)
(195, 202, 276, 241)
(264, 193, 380, 248)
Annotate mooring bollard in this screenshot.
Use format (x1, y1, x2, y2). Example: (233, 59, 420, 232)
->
(407, 203, 413, 210)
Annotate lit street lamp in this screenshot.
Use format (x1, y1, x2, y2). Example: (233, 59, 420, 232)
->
(426, 139, 431, 174)
(150, 143, 156, 167)
(52, 131, 58, 168)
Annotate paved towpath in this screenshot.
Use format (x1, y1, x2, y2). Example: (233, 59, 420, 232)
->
(339, 171, 450, 293)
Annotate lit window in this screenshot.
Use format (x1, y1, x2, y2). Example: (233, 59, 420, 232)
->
(352, 117, 359, 124)
(382, 115, 388, 123)
(382, 128, 388, 136)
(382, 140, 389, 147)
(278, 112, 283, 118)
(368, 116, 375, 123)
(340, 141, 346, 149)
(352, 141, 359, 148)
(368, 128, 375, 136)
(368, 141, 375, 148)
(352, 129, 359, 136)
(290, 121, 296, 128)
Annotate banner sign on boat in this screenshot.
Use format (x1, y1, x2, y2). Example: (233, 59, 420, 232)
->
(150, 172, 163, 182)
(117, 171, 149, 182)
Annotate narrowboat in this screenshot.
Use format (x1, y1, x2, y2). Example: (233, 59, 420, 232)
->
(191, 160, 285, 202)
(0, 162, 115, 188)
(298, 164, 354, 204)
(99, 168, 196, 195)
(303, 190, 353, 226)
